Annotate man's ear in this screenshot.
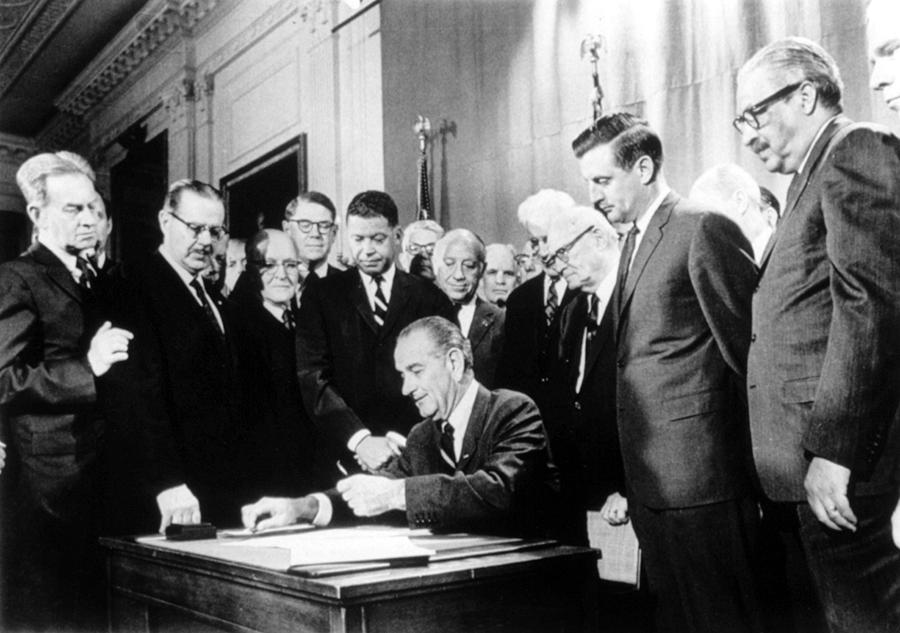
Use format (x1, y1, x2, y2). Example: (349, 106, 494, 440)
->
(733, 190, 750, 216)
(636, 155, 656, 185)
(26, 204, 41, 226)
(393, 226, 404, 243)
(158, 208, 170, 233)
(799, 81, 818, 115)
(447, 347, 465, 381)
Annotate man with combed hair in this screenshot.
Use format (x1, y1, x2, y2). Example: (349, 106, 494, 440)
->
(689, 163, 773, 263)
(496, 189, 577, 419)
(432, 229, 504, 389)
(481, 243, 518, 307)
(737, 36, 900, 630)
(283, 191, 340, 280)
(243, 316, 559, 536)
(574, 111, 761, 633)
(103, 179, 244, 535)
(296, 191, 454, 475)
(0, 152, 132, 631)
(868, 0, 900, 555)
(544, 206, 625, 545)
(399, 218, 444, 271)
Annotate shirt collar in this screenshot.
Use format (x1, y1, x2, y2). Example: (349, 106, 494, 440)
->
(360, 263, 396, 289)
(263, 300, 286, 322)
(634, 186, 671, 235)
(446, 378, 480, 433)
(38, 237, 78, 274)
(797, 115, 839, 175)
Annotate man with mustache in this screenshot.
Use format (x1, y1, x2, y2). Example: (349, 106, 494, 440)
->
(103, 179, 245, 535)
(737, 37, 900, 630)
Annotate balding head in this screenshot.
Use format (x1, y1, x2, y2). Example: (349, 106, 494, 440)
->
(546, 206, 618, 293)
(690, 163, 769, 244)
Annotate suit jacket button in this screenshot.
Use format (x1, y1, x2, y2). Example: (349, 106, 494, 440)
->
(574, 401, 582, 411)
(750, 334, 757, 343)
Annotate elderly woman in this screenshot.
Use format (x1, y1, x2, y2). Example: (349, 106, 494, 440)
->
(229, 229, 322, 500)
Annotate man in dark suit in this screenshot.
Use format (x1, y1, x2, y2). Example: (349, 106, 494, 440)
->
(432, 228, 504, 389)
(296, 191, 454, 475)
(0, 152, 133, 631)
(283, 191, 340, 281)
(496, 190, 577, 421)
(574, 112, 762, 633)
(229, 229, 320, 500)
(243, 316, 559, 536)
(103, 179, 244, 534)
(545, 205, 625, 544)
(737, 37, 900, 630)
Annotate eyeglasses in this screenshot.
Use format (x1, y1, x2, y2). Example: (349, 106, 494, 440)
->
(169, 212, 228, 240)
(287, 219, 335, 234)
(542, 225, 594, 271)
(254, 259, 302, 278)
(407, 242, 436, 256)
(732, 81, 805, 134)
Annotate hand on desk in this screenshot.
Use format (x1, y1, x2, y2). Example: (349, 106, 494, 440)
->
(337, 474, 405, 517)
(804, 456, 857, 532)
(241, 496, 319, 531)
(355, 435, 402, 472)
(157, 484, 201, 534)
(600, 492, 629, 526)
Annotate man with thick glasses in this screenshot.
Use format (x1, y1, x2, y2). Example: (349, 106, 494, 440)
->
(573, 111, 760, 633)
(542, 206, 624, 547)
(103, 179, 245, 537)
(398, 218, 444, 272)
(737, 37, 900, 631)
(283, 191, 339, 281)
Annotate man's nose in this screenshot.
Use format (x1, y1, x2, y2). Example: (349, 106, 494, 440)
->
(871, 58, 890, 92)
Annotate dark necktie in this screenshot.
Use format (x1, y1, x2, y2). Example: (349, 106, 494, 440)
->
(189, 278, 224, 335)
(372, 275, 388, 327)
(76, 256, 96, 291)
(585, 294, 600, 347)
(545, 280, 559, 327)
(612, 224, 639, 316)
(282, 308, 295, 332)
(439, 421, 456, 470)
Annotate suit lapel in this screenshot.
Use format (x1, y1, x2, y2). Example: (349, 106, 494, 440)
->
(456, 385, 490, 471)
(582, 303, 614, 386)
(350, 271, 379, 334)
(758, 116, 852, 274)
(31, 243, 83, 305)
(559, 294, 587, 389)
(380, 269, 412, 337)
(617, 194, 674, 327)
(467, 299, 494, 351)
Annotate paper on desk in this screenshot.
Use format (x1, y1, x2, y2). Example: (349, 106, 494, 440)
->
(587, 510, 641, 587)
(219, 523, 315, 539)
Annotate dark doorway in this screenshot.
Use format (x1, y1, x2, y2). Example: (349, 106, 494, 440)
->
(110, 127, 168, 264)
(0, 210, 28, 264)
(220, 135, 307, 240)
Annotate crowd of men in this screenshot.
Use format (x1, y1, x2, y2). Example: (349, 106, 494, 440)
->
(2, 8, 900, 632)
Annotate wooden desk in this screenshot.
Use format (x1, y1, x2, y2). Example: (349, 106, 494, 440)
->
(100, 535, 599, 633)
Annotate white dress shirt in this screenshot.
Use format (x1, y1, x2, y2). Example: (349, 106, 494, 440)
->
(576, 273, 617, 393)
(456, 298, 477, 336)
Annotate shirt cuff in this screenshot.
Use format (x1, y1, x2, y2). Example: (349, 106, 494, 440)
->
(310, 493, 333, 527)
(347, 429, 371, 452)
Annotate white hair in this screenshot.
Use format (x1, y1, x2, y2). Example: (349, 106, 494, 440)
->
(516, 189, 576, 237)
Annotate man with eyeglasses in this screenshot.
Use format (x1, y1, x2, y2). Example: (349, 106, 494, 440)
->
(540, 206, 625, 547)
(573, 111, 760, 633)
(103, 179, 245, 537)
(296, 190, 454, 476)
(398, 219, 444, 272)
(229, 229, 320, 502)
(283, 191, 339, 281)
(432, 229, 505, 389)
(0, 152, 133, 632)
(496, 189, 577, 425)
(736, 37, 900, 631)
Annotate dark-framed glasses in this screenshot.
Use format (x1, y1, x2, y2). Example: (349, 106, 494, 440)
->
(542, 225, 594, 271)
(406, 242, 436, 256)
(169, 212, 228, 240)
(287, 219, 335, 234)
(732, 81, 805, 133)
(255, 259, 302, 277)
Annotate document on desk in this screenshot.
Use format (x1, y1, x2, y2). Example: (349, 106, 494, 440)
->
(587, 511, 641, 587)
(230, 526, 435, 567)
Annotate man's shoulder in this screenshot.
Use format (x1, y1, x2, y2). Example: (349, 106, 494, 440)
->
(506, 274, 542, 308)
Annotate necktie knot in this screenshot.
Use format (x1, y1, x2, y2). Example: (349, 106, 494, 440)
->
(282, 308, 295, 331)
(439, 421, 456, 469)
(545, 280, 559, 326)
(76, 256, 96, 291)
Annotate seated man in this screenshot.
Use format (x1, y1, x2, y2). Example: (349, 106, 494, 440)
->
(242, 316, 560, 536)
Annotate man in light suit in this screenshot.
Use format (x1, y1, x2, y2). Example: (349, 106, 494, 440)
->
(0, 152, 132, 631)
(868, 0, 900, 553)
(737, 37, 900, 631)
(103, 179, 244, 535)
(296, 191, 454, 475)
(574, 112, 762, 633)
(432, 229, 505, 389)
(243, 316, 559, 537)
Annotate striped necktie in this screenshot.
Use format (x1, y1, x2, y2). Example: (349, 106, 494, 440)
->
(372, 274, 388, 327)
(545, 280, 559, 326)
